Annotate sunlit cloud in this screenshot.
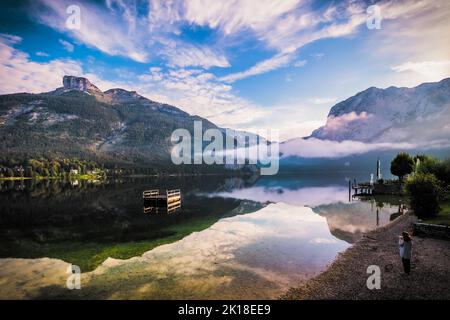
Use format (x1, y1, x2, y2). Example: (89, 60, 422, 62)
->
(391, 60, 450, 83)
(220, 53, 294, 83)
(0, 38, 83, 93)
(35, 0, 151, 62)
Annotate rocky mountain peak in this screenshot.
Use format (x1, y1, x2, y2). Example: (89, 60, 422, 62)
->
(63, 76, 102, 93)
(310, 77, 450, 143)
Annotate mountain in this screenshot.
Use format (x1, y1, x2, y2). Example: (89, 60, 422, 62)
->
(0, 76, 255, 172)
(310, 78, 450, 143)
(279, 78, 450, 171)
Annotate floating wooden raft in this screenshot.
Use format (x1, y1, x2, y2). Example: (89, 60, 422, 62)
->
(143, 189, 181, 203)
(143, 189, 181, 214)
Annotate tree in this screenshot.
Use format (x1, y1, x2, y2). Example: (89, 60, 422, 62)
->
(391, 152, 415, 182)
(415, 154, 438, 175)
(4, 168, 14, 177)
(25, 166, 34, 177)
(405, 173, 441, 218)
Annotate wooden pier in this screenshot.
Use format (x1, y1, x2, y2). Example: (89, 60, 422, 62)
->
(143, 189, 181, 214)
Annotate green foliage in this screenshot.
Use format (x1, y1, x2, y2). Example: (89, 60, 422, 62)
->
(391, 152, 415, 182)
(415, 154, 438, 173)
(426, 158, 450, 185)
(405, 173, 441, 218)
(416, 155, 450, 185)
(0, 157, 104, 178)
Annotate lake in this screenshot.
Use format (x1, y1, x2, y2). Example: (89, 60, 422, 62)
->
(0, 171, 408, 299)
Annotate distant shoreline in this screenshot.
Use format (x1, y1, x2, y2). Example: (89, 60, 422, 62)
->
(282, 212, 450, 299)
(0, 174, 103, 181)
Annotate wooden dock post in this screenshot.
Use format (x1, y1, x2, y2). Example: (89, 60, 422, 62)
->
(348, 180, 351, 202)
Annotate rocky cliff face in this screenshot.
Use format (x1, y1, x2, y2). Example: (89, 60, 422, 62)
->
(310, 78, 450, 143)
(62, 75, 102, 94)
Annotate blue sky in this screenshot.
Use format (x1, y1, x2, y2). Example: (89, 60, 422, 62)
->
(0, 0, 449, 140)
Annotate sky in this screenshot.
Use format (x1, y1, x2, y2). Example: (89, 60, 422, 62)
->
(0, 0, 449, 141)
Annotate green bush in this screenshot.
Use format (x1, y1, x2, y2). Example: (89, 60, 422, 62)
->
(416, 155, 450, 181)
(405, 173, 441, 218)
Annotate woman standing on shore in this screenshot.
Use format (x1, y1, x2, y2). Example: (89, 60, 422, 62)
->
(399, 231, 413, 274)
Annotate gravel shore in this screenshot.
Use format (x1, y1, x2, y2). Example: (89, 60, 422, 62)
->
(282, 213, 450, 299)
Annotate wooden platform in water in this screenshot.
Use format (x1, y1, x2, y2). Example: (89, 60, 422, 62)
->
(143, 189, 181, 202)
(143, 189, 181, 213)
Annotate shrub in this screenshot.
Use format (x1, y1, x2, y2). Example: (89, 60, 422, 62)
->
(405, 173, 441, 218)
(433, 158, 450, 185)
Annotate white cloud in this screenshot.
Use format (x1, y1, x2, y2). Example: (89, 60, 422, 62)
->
(36, 51, 50, 57)
(31, 0, 368, 80)
(280, 138, 417, 158)
(33, 0, 232, 68)
(309, 97, 337, 105)
(280, 136, 450, 159)
(163, 44, 230, 69)
(35, 0, 150, 63)
(328, 112, 371, 127)
(391, 60, 450, 83)
(59, 39, 74, 52)
(184, 0, 301, 35)
(218, 2, 369, 81)
(135, 67, 267, 131)
(220, 53, 293, 82)
(0, 39, 83, 94)
(0, 33, 22, 45)
(31, 0, 450, 83)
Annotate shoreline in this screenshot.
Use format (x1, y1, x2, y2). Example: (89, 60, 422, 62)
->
(282, 213, 450, 299)
(0, 172, 257, 181)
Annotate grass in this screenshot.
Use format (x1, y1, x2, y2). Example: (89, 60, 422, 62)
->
(423, 200, 450, 226)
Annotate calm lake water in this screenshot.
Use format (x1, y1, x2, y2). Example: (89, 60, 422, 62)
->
(0, 172, 408, 299)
